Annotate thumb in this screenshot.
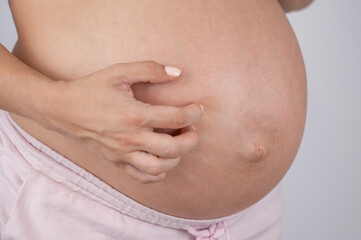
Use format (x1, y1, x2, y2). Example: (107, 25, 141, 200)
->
(112, 60, 182, 86)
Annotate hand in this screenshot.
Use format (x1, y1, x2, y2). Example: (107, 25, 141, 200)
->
(40, 61, 203, 183)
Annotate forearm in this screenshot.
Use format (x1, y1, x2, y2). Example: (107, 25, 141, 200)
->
(0, 43, 56, 120)
(278, 0, 313, 12)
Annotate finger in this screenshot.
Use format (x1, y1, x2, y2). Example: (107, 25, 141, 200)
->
(122, 163, 166, 184)
(140, 103, 203, 129)
(133, 131, 181, 158)
(110, 60, 182, 85)
(134, 127, 198, 158)
(123, 151, 181, 176)
(173, 125, 200, 155)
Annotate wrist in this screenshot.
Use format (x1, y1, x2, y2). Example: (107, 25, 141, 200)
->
(24, 77, 66, 125)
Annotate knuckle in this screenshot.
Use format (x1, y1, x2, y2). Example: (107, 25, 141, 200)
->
(117, 133, 140, 147)
(165, 140, 181, 157)
(139, 104, 152, 126)
(173, 110, 187, 126)
(145, 159, 164, 176)
(142, 60, 158, 75)
(123, 110, 145, 126)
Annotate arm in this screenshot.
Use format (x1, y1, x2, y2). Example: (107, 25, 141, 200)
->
(0, 43, 203, 183)
(278, 0, 314, 12)
(0, 43, 55, 120)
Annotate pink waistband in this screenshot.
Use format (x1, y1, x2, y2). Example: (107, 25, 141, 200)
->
(0, 110, 249, 234)
(187, 222, 232, 240)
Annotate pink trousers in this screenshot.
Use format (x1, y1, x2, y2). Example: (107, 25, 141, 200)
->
(0, 110, 285, 240)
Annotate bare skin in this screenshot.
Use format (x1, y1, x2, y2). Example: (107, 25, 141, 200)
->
(0, 52, 203, 183)
(278, 0, 314, 12)
(1, 0, 311, 219)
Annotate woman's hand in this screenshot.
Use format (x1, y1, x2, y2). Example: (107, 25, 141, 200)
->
(39, 61, 203, 184)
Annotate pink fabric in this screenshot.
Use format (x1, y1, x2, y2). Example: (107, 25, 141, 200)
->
(0, 110, 285, 240)
(187, 222, 232, 240)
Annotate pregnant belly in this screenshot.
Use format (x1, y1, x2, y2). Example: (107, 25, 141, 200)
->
(9, 0, 307, 219)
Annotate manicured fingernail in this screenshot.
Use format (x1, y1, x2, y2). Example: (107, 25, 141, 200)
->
(165, 66, 182, 76)
(191, 125, 197, 131)
(200, 104, 204, 113)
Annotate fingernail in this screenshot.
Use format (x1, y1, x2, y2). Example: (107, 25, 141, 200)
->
(191, 125, 197, 131)
(165, 66, 182, 76)
(200, 104, 204, 113)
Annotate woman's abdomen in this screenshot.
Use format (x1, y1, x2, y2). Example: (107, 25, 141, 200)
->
(9, 0, 307, 219)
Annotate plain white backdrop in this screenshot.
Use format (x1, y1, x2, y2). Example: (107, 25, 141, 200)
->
(282, 1, 361, 239)
(1, 1, 360, 239)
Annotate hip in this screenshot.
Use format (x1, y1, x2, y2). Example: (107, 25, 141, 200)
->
(0, 109, 284, 239)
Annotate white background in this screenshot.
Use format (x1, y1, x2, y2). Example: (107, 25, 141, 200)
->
(1, 1, 360, 239)
(281, 1, 361, 239)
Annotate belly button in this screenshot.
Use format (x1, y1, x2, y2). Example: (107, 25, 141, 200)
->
(254, 144, 267, 160)
(245, 142, 269, 162)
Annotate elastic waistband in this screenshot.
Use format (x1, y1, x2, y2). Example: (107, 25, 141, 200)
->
(0, 110, 253, 230)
